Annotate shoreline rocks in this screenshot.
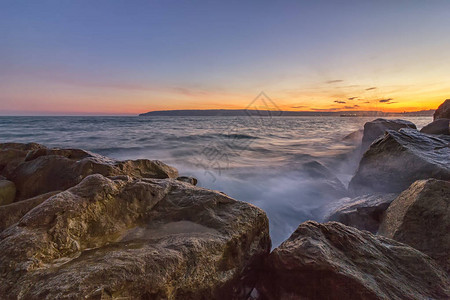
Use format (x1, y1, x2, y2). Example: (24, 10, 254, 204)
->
(0, 174, 270, 299)
(349, 128, 450, 195)
(323, 193, 397, 233)
(379, 179, 450, 273)
(257, 221, 450, 300)
(420, 118, 450, 135)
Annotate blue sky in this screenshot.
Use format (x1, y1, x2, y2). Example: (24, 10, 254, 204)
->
(1, 0, 450, 114)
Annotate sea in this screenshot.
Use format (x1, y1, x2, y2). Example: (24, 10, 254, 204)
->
(0, 116, 432, 246)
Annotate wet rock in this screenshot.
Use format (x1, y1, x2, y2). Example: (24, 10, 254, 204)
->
(434, 99, 450, 120)
(0, 180, 16, 206)
(420, 118, 450, 135)
(0, 143, 179, 200)
(323, 193, 397, 233)
(349, 128, 450, 195)
(361, 118, 417, 152)
(0, 191, 60, 232)
(379, 179, 450, 273)
(258, 221, 450, 300)
(0, 174, 270, 299)
(299, 161, 348, 199)
(342, 129, 364, 143)
(177, 176, 198, 185)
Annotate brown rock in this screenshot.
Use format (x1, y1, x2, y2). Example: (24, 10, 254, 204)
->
(324, 193, 397, 233)
(420, 118, 450, 135)
(0, 191, 60, 232)
(258, 221, 450, 300)
(434, 99, 450, 120)
(379, 179, 450, 273)
(0, 174, 270, 299)
(349, 128, 450, 195)
(0, 180, 16, 206)
(0, 143, 179, 200)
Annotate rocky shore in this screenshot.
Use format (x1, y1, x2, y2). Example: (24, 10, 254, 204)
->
(0, 99, 449, 299)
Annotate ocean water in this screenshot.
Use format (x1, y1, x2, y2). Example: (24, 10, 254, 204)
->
(0, 116, 432, 246)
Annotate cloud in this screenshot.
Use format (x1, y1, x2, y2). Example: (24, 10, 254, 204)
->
(334, 100, 346, 104)
(326, 80, 344, 84)
(379, 98, 393, 103)
(291, 105, 307, 109)
(344, 105, 360, 109)
(348, 97, 358, 100)
(366, 87, 377, 91)
(310, 108, 341, 111)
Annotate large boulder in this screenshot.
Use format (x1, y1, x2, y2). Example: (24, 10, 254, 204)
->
(323, 193, 397, 233)
(349, 128, 450, 195)
(434, 99, 450, 120)
(0, 143, 179, 201)
(257, 221, 450, 300)
(379, 179, 450, 273)
(361, 118, 417, 151)
(420, 118, 450, 135)
(0, 180, 16, 206)
(0, 174, 270, 299)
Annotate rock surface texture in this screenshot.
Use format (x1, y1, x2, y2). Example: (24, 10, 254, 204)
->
(379, 179, 450, 273)
(434, 99, 450, 120)
(0, 143, 179, 201)
(420, 118, 450, 135)
(349, 128, 450, 195)
(0, 174, 270, 299)
(361, 118, 417, 152)
(257, 221, 450, 300)
(0, 180, 16, 206)
(324, 193, 397, 233)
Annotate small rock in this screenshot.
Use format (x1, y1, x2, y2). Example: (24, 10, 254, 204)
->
(177, 176, 198, 185)
(379, 179, 450, 273)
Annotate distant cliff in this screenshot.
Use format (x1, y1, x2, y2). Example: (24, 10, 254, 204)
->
(139, 109, 435, 117)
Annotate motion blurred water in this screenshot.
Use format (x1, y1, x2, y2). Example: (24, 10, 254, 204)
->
(0, 116, 432, 246)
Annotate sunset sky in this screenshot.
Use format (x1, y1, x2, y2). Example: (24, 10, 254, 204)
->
(1, 1, 450, 115)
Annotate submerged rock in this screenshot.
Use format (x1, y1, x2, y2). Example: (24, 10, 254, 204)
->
(349, 128, 450, 195)
(420, 118, 450, 135)
(323, 193, 397, 233)
(361, 118, 416, 151)
(257, 221, 450, 300)
(379, 179, 450, 273)
(434, 99, 450, 120)
(0, 180, 16, 206)
(299, 161, 348, 199)
(0, 174, 270, 299)
(0, 143, 179, 201)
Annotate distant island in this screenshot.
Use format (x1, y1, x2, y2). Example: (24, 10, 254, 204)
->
(139, 109, 435, 117)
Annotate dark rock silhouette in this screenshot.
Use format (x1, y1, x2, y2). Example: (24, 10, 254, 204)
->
(434, 99, 450, 120)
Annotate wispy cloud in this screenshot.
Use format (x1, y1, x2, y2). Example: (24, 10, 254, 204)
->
(326, 80, 344, 84)
(366, 87, 377, 91)
(379, 98, 393, 103)
(334, 100, 346, 104)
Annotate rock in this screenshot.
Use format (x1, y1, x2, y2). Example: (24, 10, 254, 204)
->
(0, 180, 16, 206)
(349, 128, 450, 195)
(177, 176, 198, 185)
(361, 118, 417, 152)
(0, 143, 179, 200)
(299, 161, 348, 199)
(0, 143, 45, 178)
(323, 193, 397, 233)
(0, 174, 270, 299)
(342, 129, 364, 143)
(0, 191, 60, 232)
(379, 179, 450, 273)
(420, 118, 450, 135)
(257, 221, 450, 300)
(434, 99, 450, 120)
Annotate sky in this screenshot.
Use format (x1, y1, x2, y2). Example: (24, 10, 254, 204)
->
(1, 0, 450, 115)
